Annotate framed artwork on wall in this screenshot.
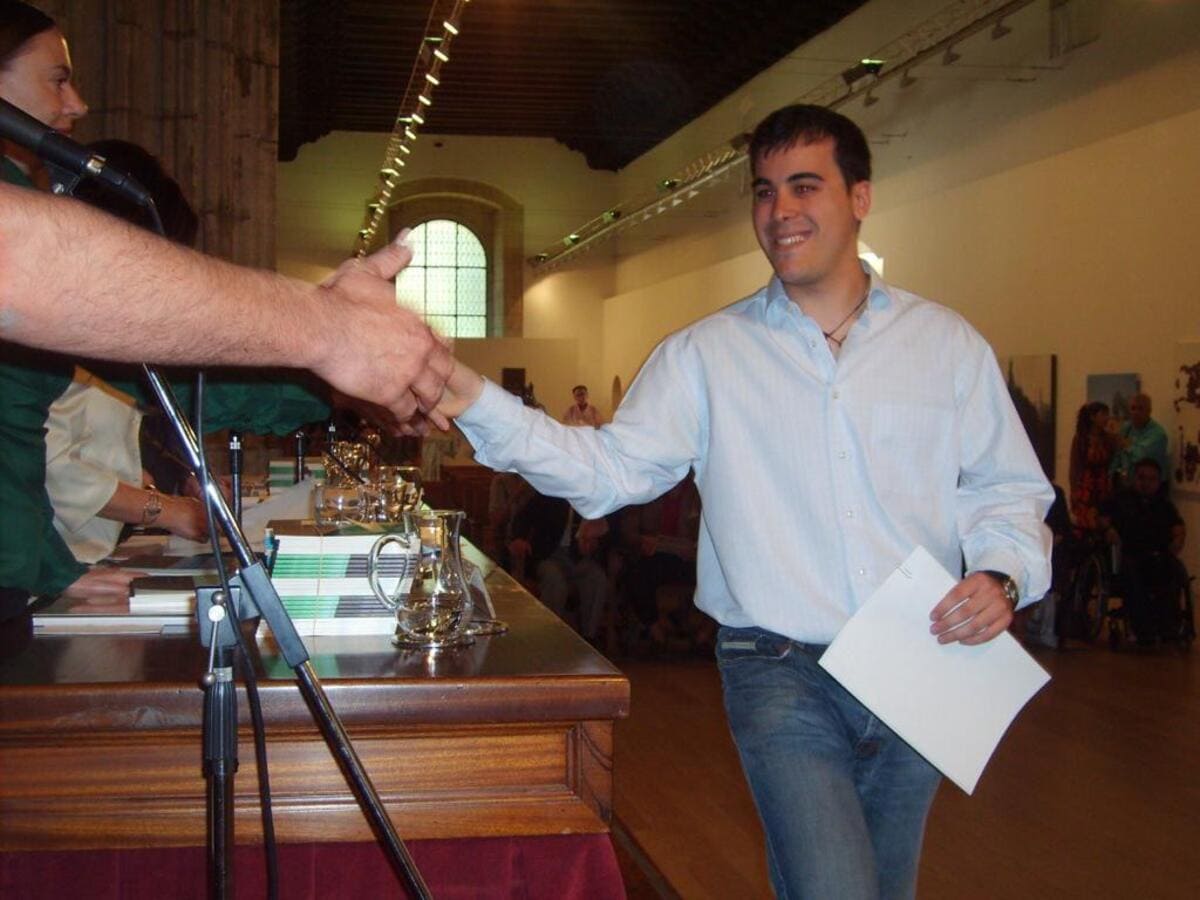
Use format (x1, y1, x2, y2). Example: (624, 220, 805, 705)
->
(1086, 373, 1140, 427)
(1173, 343, 1200, 499)
(1003, 354, 1057, 481)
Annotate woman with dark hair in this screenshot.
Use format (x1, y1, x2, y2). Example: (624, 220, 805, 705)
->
(1068, 400, 1117, 530)
(0, 1, 129, 612)
(0, 1, 86, 185)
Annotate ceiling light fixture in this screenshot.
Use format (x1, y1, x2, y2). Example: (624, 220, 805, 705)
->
(358, 0, 471, 256)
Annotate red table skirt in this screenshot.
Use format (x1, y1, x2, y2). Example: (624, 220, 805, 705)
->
(1, 834, 625, 899)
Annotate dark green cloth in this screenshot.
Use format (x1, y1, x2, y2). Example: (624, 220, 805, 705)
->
(1, 159, 88, 606)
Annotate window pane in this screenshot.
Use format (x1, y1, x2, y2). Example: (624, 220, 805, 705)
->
(426, 219, 457, 266)
(392, 218, 488, 337)
(457, 268, 485, 315)
(425, 268, 456, 314)
(396, 267, 425, 311)
(408, 224, 428, 267)
(459, 316, 486, 338)
(457, 228, 486, 267)
(427, 314, 456, 336)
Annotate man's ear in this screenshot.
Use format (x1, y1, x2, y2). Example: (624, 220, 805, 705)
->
(851, 180, 872, 222)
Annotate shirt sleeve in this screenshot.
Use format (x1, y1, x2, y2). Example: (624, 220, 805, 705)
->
(457, 336, 704, 518)
(952, 329, 1054, 605)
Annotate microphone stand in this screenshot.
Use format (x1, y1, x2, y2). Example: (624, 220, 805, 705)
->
(228, 430, 242, 524)
(145, 373, 430, 899)
(14, 115, 431, 896)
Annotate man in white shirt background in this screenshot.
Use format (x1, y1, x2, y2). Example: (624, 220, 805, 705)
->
(434, 104, 1051, 899)
(562, 384, 603, 427)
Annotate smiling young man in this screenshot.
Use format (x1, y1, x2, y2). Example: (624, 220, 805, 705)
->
(436, 104, 1052, 898)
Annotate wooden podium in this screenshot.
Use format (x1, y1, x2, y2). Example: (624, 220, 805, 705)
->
(0, 560, 629, 856)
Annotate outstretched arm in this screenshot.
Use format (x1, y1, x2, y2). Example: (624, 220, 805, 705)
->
(0, 184, 451, 420)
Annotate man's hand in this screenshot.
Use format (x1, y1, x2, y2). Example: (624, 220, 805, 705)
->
(310, 235, 453, 421)
(62, 567, 144, 603)
(929, 571, 1014, 645)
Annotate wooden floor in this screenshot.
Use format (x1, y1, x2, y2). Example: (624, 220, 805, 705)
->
(612, 639, 1200, 899)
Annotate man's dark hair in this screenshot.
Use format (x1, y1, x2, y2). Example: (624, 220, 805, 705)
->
(573, 384, 587, 394)
(1133, 457, 1162, 476)
(0, 1, 55, 70)
(748, 104, 872, 188)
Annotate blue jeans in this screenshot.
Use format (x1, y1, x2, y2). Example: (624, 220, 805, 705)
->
(716, 626, 941, 900)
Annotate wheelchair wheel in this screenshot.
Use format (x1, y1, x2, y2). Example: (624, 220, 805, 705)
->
(1071, 554, 1107, 642)
(1176, 576, 1195, 649)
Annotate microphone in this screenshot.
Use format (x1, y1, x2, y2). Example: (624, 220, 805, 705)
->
(0, 97, 150, 206)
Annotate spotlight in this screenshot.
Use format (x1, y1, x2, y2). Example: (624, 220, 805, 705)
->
(532, 253, 549, 264)
(565, 233, 581, 246)
(658, 178, 680, 192)
(443, 20, 459, 36)
(841, 58, 885, 86)
(602, 209, 622, 223)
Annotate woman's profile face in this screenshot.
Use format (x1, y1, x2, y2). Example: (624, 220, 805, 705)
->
(0, 28, 86, 132)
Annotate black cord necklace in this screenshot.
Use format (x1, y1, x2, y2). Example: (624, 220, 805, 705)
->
(822, 292, 869, 348)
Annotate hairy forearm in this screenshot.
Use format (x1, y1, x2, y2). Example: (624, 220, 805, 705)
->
(0, 184, 329, 370)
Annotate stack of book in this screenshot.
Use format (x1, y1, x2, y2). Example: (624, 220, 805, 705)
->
(266, 522, 418, 637)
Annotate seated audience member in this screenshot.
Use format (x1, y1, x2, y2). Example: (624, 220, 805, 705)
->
(509, 491, 609, 643)
(487, 471, 533, 569)
(616, 475, 708, 649)
(1022, 482, 1070, 649)
(1110, 393, 1169, 492)
(1100, 458, 1187, 645)
(562, 384, 603, 427)
(1069, 401, 1117, 531)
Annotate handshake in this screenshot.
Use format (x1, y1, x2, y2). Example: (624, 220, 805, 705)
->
(312, 232, 484, 435)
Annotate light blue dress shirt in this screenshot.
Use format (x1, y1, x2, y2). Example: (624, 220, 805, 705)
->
(457, 269, 1053, 644)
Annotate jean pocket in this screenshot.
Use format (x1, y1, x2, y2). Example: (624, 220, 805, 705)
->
(715, 628, 791, 666)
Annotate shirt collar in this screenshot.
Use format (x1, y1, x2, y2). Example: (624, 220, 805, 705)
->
(764, 259, 894, 324)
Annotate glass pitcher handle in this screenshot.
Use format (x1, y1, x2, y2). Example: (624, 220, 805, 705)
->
(368, 532, 415, 610)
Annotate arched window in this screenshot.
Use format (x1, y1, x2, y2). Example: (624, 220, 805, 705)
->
(396, 219, 488, 337)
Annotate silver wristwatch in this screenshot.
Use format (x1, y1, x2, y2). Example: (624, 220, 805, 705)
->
(981, 570, 1019, 609)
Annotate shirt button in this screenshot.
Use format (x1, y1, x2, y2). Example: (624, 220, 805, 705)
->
(845, 509, 854, 518)
(832, 390, 840, 400)
(858, 568, 867, 576)
(838, 451, 848, 460)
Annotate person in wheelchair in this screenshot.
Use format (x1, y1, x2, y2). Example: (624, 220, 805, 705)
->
(1099, 458, 1187, 645)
